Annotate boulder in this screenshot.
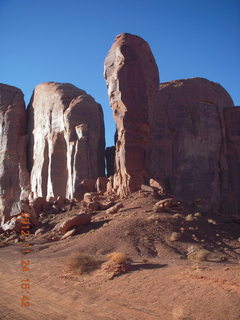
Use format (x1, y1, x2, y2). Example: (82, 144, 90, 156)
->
(61, 228, 77, 240)
(0, 84, 30, 221)
(30, 197, 48, 216)
(104, 33, 159, 197)
(83, 192, 100, 203)
(27, 82, 105, 201)
(52, 196, 70, 212)
(1, 211, 35, 233)
(140, 185, 155, 193)
(34, 228, 45, 236)
(86, 201, 100, 211)
(53, 213, 91, 233)
(148, 78, 234, 212)
(149, 179, 165, 194)
(99, 201, 116, 210)
(106, 202, 123, 215)
(1, 216, 21, 232)
(153, 198, 181, 212)
(9, 199, 37, 225)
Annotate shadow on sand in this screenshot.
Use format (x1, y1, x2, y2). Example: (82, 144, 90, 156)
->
(130, 263, 168, 271)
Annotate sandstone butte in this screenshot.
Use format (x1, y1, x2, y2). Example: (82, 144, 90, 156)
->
(0, 84, 29, 221)
(0, 33, 240, 224)
(147, 78, 235, 213)
(27, 82, 105, 201)
(0, 33, 240, 320)
(104, 33, 240, 215)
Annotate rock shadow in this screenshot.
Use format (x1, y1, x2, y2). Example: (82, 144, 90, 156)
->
(75, 219, 111, 234)
(130, 263, 168, 271)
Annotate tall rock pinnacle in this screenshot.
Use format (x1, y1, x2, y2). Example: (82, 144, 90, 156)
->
(104, 33, 159, 196)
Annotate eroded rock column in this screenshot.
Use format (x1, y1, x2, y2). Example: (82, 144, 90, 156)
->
(27, 82, 105, 200)
(64, 94, 105, 199)
(0, 84, 29, 220)
(104, 33, 159, 196)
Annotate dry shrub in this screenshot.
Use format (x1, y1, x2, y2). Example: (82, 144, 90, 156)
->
(172, 213, 182, 219)
(191, 234, 199, 241)
(106, 252, 128, 264)
(187, 249, 211, 261)
(185, 214, 195, 222)
(64, 252, 99, 274)
(194, 212, 202, 217)
(208, 218, 217, 225)
(103, 252, 131, 278)
(170, 232, 181, 242)
(147, 213, 159, 221)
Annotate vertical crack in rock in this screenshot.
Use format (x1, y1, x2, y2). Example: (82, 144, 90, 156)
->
(104, 33, 159, 197)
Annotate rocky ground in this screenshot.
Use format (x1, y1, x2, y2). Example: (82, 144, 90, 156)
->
(0, 190, 240, 320)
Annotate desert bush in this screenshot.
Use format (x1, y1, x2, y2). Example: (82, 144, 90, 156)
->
(208, 218, 217, 225)
(185, 214, 195, 222)
(194, 212, 202, 217)
(187, 249, 211, 261)
(172, 213, 182, 219)
(64, 252, 99, 274)
(170, 232, 181, 242)
(147, 213, 159, 221)
(106, 252, 128, 264)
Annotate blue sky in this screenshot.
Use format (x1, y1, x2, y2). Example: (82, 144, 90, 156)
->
(0, 0, 239, 147)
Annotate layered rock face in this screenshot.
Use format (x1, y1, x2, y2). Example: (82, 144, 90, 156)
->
(28, 82, 105, 200)
(148, 78, 234, 212)
(224, 107, 240, 214)
(0, 84, 29, 220)
(104, 33, 159, 196)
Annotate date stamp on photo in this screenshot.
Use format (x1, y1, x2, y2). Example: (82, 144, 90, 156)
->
(19, 212, 31, 307)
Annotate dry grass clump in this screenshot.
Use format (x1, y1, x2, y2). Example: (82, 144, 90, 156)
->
(191, 234, 199, 241)
(194, 212, 202, 217)
(147, 213, 159, 221)
(172, 213, 182, 219)
(106, 252, 128, 264)
(64, 252, 99, 274)
(187, 249, 211, 261)
(208, 218, 217, 225)
(185, 214, 195, 222)
(170, 232, 181, 242)
(102, 252, 130, 279)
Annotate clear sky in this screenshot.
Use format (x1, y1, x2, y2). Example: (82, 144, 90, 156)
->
(0, 0, 239, 147)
